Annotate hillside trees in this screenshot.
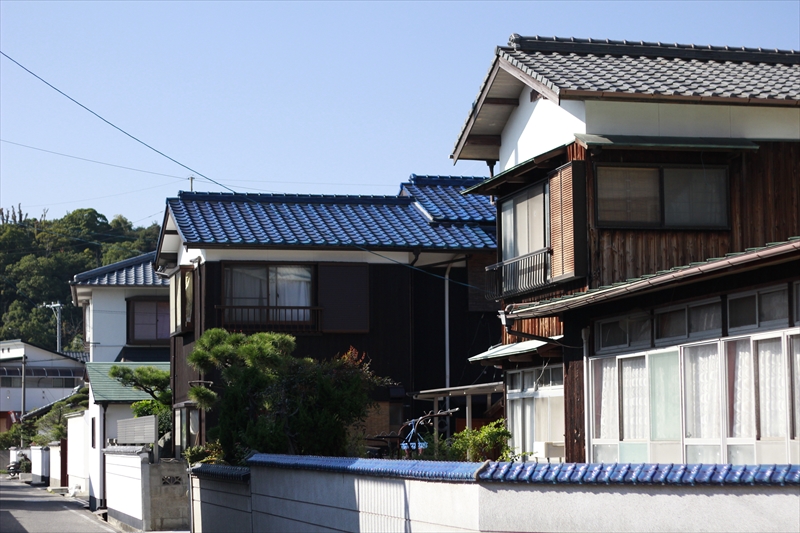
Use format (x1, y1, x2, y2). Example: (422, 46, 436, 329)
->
(0, 205, 160, 351)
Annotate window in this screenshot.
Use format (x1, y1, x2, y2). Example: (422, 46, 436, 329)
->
(596, 165, 727, 228)
(728, 287, 788, 332)
(170, 268, 195, 334)
(128, 300, 170, 344)
(500, 182, 547, 261)
(596, 315, 651, 352)
(223, 264, 313, 324)
(589, 328, 800, 463)
(506, 365, 564, 460)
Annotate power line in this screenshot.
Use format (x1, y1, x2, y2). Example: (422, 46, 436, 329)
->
(0, 139, 188, 180)
(0, 50, 237, 196)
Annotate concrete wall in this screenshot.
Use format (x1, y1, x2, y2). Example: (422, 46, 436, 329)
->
(49, 442, 64, 488)
(191, 459, 800, 533)
(30, 446, 50, 485)
(191, 476, 252, 533)
(66, 411, 89, 497)
(105, 448, 189, 532)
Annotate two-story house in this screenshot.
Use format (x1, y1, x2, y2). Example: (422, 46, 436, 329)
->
(451, 35, 800, 463)
(154, 175, 501, 455)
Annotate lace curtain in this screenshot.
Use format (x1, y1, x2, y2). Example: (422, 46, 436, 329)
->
(621, 357, 647, 440)
(758, 338, 786, 438)
(728, 340, 755, 438)
(594, 357, 618, 440)
(684, 343, 720, 439)
(269, 266, 312, 321)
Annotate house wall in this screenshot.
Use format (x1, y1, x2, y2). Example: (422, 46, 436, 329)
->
(584, 101, 800, 140)
(0, 383, 83, 413)
(498, 91, 586, 172)
(66, 411, 89, 497)
(87, 288, 168, 363)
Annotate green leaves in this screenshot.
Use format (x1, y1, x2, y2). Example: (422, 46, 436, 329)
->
(108, 365, 171, 404)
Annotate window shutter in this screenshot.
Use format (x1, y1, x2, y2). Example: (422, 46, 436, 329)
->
(318, 264, 369, 333)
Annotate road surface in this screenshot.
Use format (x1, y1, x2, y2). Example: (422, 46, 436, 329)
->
(0, 476, 119, 533)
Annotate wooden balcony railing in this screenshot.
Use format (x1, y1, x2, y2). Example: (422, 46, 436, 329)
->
(485, 248, 551, 300)
(215, 306, 322, 334)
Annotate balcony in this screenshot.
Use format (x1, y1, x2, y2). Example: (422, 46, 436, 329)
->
(485, 248, 551, 300)
(215, 305, 322, 334)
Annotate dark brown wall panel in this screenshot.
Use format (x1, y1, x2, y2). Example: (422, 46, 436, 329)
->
(318, 263, 369, 332)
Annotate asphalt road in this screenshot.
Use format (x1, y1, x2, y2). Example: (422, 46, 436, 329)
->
(0, 476, 120, 533)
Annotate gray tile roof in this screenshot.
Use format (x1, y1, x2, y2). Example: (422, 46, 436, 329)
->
(72, 252, 168, 287)
(503, 35, 800, 102)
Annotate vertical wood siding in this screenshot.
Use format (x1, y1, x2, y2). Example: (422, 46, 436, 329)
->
(564, 357, 585, 463)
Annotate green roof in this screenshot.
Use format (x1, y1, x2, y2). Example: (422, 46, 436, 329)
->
(85, 362, 170, 404)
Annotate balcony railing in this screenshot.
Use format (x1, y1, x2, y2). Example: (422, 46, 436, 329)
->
(215, 305, 322, 334)
(485, 248, 551, 300)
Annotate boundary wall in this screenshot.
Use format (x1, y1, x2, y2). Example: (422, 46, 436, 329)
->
(190, 456, 800, 533)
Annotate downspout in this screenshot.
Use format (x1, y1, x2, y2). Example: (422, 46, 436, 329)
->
(101, 402, 107, 509)
(582, 327, 590, 463)
(444, 263, 452, 427)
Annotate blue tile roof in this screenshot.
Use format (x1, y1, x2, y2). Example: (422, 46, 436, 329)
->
(400, 174, 495, 224)
(168, 191, 496, 251)
(72, 252, 167, 287)
(191, 464, 251, 482)
(247, 454, 799, 486)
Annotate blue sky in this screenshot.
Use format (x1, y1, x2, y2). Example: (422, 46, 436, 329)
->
(1, 1, 798, 227)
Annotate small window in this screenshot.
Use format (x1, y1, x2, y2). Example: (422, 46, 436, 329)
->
(689, 302, 722, 336)
(500, 182, 548, 261)
(597, 315, 651, 351)
(729, 287, 789, 332)
(129, 300, 170, 344)
(656, 309, 686, 340)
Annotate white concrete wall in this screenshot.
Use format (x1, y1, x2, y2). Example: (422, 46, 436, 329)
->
(49, 443, 63, 488)
(30, 446, 49, 484)
(66, 412, 89, 496)
(105, 452, 145, 525)
(202, 464, 800, 533)
(498, 89, 586, 172)
(477, 483, 800, 533)
(584, 101, 800, 140)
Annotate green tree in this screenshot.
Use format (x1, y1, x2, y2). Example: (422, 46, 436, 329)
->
(33, 387, 90, 445)
(187, 329, 390, 460)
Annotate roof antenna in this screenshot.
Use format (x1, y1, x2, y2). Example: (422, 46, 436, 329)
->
(189, 175, 194, 192)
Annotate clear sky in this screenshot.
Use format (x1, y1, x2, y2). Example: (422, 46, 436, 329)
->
(1, 1, 798, 227)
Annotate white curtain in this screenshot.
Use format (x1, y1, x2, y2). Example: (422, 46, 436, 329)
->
(728, 340, 755, 438)
(226, 266, 267, 322)
(269, 266, 312, 321)
(621, 357, 647, 440)
(594, 358, 618, 440)
(758, 338, 786, 438)
(792, 336, 800, 440)
(684, 343, 720, 439)
(508, 398, 524, 454)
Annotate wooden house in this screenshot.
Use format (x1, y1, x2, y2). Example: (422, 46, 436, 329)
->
(452, 35, 800, 463)
(154, 175, 501, 455)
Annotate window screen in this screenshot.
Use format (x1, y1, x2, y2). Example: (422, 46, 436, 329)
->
(663, 168, 727, 227)
(597, 167, 659, 224)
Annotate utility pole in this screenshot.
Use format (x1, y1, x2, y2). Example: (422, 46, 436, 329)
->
(20, 354, 26, 448)
(44, 302, 64, 353)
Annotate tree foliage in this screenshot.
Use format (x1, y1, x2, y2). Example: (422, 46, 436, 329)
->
(0, 205, 160, 351)
(187, 329, 391, 460)
(32, 387, 90, 445)
(109, 365, 172, 438)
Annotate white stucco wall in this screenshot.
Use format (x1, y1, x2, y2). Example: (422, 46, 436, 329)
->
(105, 452, 145, 521)
(86, 391, 136, 506)
(498, 88, 586, 172)
(66, 411, 89, 496)
(584, 101, 800, 139)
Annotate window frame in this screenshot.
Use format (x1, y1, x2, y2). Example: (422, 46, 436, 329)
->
(170, 267, 195, 335)
(506, 364, 565, 460)
(594, 163, 730, 230)
(127, 297, 170, 345)
(728, 285, 790, 335)
(595, 313, 652, 354)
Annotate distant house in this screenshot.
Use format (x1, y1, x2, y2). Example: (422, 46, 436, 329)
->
(154, 175, 501, 455)
(451, 35, 800, 463)
(76, 361, 170, 511)
(0, 339, 85, 431)
(70, 252, 170, 363)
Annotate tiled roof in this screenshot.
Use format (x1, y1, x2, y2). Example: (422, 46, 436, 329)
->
(502, 35, 799, 103)
(85, 362, 170, 404)
(509, 237, 800, 318)
(400, 175, 495, 224)
(168, 191, 496, 251)
(60, 351, 89, 363)
(72, 252, 167, 287)
(191, 464, 251, 482)
(247, 454, 800, 486)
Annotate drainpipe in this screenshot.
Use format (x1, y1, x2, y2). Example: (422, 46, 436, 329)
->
(101, 402, 107, 509)
(582, 327, 590, 464)
(20, 355, 26, 447)
(444, 263, 452, 430)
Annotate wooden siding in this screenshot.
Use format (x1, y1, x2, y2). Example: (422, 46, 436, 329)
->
(584, 142, 800, 288)
(564, 356, 585, 463)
